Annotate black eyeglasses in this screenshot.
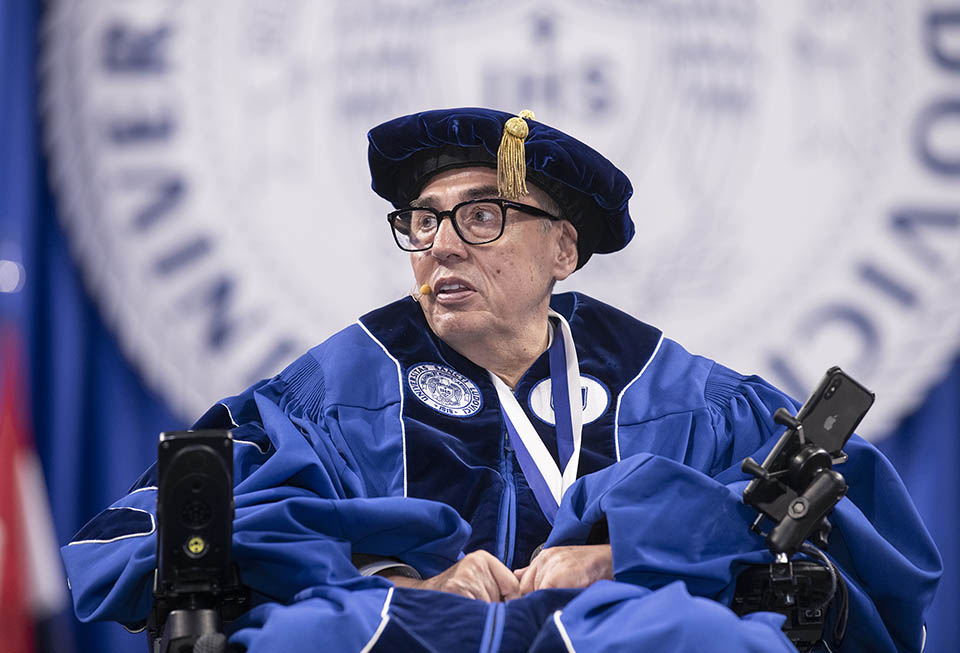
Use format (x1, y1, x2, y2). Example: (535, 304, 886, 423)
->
(387, 198, 561, 252)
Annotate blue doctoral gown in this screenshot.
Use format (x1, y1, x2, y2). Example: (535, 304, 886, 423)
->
(61, 293, 941, 652)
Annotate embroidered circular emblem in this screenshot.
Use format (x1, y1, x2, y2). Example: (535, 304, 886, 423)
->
(528, 375, 610, 427)
(408, 364, 483, 417)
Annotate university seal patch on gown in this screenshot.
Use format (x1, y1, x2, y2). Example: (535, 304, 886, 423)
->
(407, 364, 483, 417)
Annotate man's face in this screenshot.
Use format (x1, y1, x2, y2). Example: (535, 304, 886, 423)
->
(409, 167, 578, 346)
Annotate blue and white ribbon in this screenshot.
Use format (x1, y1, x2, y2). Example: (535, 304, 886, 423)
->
(489, 310, 583, 523)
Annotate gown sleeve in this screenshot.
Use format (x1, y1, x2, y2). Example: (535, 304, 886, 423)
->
(547, 362, 942, 652)
(60, 352, 471, 627)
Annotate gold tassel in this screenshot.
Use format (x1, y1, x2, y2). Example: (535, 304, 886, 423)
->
(497, 109, 535, 200)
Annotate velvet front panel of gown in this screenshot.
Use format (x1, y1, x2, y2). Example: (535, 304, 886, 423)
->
(359, 292, 662, 568)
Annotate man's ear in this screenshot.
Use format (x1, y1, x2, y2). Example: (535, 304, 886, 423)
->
(553, 221, 579, 281)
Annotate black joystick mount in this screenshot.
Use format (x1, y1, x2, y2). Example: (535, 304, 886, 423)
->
(148, 430, 249, 653)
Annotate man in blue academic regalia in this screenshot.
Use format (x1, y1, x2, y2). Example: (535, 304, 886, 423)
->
(62, 108, 941, 652)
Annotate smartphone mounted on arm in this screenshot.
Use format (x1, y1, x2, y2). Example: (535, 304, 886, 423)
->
(735, 367, 875, 652)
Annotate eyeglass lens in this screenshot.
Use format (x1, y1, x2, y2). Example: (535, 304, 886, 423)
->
(392, 202, 504, 250)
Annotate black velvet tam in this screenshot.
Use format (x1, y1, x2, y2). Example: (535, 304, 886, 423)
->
(367, 107, 635, 267)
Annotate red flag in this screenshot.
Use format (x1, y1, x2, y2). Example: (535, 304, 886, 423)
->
(0, 325, 68, 653)
(0, 326, 36, 652)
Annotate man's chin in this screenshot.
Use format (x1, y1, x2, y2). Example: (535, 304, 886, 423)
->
(426, 308, 489, 344)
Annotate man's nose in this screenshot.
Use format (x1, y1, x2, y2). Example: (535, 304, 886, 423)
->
(430, 216, 467, 259)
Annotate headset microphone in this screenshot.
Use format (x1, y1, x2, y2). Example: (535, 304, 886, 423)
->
(412, 283, 432, 302)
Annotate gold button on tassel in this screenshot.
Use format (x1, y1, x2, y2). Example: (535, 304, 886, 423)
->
(497, 109, 535, 200)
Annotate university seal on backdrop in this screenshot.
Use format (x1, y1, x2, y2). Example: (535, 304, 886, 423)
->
(41, 1, 960, 436)
(407, 364, 483, 418)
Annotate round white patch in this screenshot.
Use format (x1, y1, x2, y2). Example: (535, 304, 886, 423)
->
(408, 364, 483, 417)
(528, 375, 610, 426)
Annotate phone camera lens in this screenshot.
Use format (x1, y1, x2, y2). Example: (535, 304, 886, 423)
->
(824, 378, 842, 399)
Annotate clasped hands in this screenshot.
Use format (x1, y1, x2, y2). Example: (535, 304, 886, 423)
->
(385, 545, 613, 602)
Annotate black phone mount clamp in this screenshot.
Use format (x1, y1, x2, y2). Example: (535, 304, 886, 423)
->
(734, 407, 852, 652)
(741, 408, 849, 557)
